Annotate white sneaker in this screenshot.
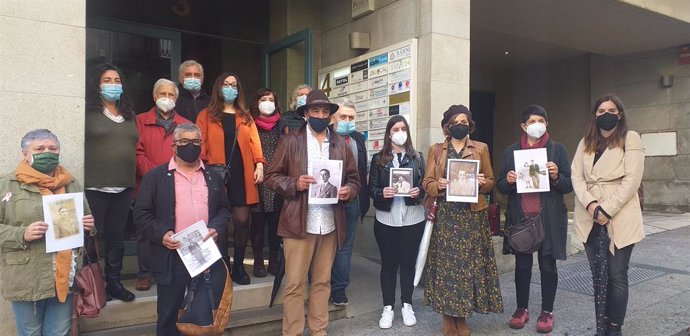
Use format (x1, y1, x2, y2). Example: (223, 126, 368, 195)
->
(379, 305, 394, 329)
(401, 303, 417, 326)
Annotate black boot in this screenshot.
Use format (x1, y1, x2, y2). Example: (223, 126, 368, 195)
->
(231, 249, 251, 285)
(606, 323, 623, 336)
(105, 247, 135, 302)
(267, 251, 279, 276)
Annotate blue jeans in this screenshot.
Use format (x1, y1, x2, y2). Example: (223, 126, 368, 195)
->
(331, 197, 360, 293)
(12, 294, 73, 336)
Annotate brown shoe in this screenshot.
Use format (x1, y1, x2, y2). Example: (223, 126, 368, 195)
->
(443, 314, 458, 336)
(135, 276, 152, 291)
(455, 317, 470, 336)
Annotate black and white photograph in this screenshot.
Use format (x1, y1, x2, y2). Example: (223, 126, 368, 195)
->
(514, 148, 550, 193)
(309, 159, 343, 205)
(390, 167, 413, 197)
(42, 192, 85, 253)
(173, 220, 222, 277)
(446, 159, 479, 203)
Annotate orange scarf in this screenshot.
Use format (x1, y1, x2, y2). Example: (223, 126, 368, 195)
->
(15, 160, 74, 303)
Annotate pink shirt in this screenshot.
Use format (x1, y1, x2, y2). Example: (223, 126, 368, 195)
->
(168, 158, 209, 233)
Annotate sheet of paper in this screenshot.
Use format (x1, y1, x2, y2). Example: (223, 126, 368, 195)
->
(43, 192, 85, 253)
(514, 148, 550, 194)
(446, 159, 479, 203)
(173, 220, 222, 278)
(308, 159, 343, 205)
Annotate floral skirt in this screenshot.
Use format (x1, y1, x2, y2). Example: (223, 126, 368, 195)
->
(423, 202, 504, 317)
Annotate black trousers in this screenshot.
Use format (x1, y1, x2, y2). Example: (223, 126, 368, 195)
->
(514, 251, 558, 312)
(85, 189, 132, 251)
(373, 219, 425, 307)
(156, 254, 191, 336)
(584, 225, 634, 325)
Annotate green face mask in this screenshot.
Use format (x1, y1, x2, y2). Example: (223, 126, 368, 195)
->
(31, 152, 59, 174)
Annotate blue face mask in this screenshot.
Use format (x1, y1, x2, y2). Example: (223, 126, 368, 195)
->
(335, 120, 356, 136)
(222, 86, 238, 103)
(183, 78, 202, 92)
(296, 95, 307, 107)
(100, 84, 122, 102)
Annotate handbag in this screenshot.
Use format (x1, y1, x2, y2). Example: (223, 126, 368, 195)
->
(487, 192, 501, 236)
(176, 260, 233, 336)
(70, 236, 107, 335)
(206, 113, 238, 185)
(505, 209, 545, 254)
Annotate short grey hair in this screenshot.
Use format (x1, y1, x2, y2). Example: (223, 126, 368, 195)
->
(21, 129, 60, 151)
(153, 78, 179, 98)
(289, 84, 312, 110)
(173, 123, 201, 140)
(334, 97, 356, 111)
(179, 60, 204, 77)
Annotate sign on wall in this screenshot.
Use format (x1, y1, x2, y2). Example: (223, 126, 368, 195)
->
(318, 39, 417, 162)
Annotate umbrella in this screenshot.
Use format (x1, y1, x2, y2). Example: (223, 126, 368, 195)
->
(269, 240, 285, 308)
(592, 223, 610, 336)
(414, 199, 438, 287)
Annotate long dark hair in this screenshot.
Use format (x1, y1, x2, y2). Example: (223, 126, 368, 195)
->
(207, 72, 251, 124)
(583, 94, 628, 154)
(249, 88, 283, 119)
(377, 115, 417, 166)
(85, 63, 135, 120)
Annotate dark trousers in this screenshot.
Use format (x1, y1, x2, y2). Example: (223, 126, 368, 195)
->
(250, 211, 281, 257)
(156, 254, 191, 336)
(373, 219, 425, 307)
(584, 225, 634, 325)
(86, 189, 132, 251)
(515, 251, 558, 312)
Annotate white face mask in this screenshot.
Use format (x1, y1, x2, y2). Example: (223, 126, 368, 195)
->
(525, 122, 547, 139)
(391, 131, 408, 146)
(156, 97, 176, 113)
(258, 101, 276, 115)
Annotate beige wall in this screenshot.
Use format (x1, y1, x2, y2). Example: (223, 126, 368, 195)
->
(591, 47, 690, 212)
(0, 0, 86, 332)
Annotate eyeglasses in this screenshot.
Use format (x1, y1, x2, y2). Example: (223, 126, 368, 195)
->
(175, 139, 202, 146)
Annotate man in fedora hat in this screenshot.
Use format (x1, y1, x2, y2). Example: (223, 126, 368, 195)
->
(266, 89, 360, 336)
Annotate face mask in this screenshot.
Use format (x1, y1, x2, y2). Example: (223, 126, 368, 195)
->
(449, 124, 469, 140)
(100, 84, 122, 102)
(525, 122, 547, 139)
(183, 78, 202, 92)
(296, 95, 307, 107)
(176, 144, 201, 163)
(31, 152, 59, 174)
(258, 101, 276, 115)
(335, 121, 356, 136)
(308, 117, 330, 133)
(596, 113, 619, 131)
(222, 87, 238, 103)
(391, 131, 408, 146)
(156, 97, 176, 113)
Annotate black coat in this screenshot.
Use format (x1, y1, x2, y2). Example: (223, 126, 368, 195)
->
(496, 139, 573, 260)
(134, 162, 231, 285)
(369, 151, 426, 211)
(348, 131, 370, 219)
(175, 84, 211, 123)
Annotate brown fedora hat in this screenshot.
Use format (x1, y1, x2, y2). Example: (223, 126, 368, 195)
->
(296, 90, 339, 117)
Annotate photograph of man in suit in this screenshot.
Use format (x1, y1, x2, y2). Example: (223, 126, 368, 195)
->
(311, 168, 338, 198)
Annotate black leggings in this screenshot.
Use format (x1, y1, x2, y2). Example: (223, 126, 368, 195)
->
(373, 219, 425, 307)
(514, 251, 558, 312)
(85, 189, 132, 251)
(250, 212, 280, 256)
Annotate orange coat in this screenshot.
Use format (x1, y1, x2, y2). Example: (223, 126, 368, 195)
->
(196, 108, 266, 205)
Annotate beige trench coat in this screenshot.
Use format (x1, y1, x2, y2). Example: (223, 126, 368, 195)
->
(571, 131, 645, 253)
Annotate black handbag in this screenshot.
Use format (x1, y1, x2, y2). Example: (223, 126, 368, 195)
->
(505, 208, 545, 254)
(176, 260, 233, 336)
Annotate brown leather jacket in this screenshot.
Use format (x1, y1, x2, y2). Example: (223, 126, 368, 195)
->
(265, 125, 360, 247)
(422, 139, 495, 211)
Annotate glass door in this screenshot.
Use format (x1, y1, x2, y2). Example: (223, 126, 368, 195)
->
(262, 29, 312, 109)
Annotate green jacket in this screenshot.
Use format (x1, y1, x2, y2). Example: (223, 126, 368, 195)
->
(0, 172, 92, 302)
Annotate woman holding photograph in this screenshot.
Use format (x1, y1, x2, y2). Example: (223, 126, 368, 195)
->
(571, 94, 644, 336)
(369, 115, 426, 329)
(0, 129, 95, 335)
(496, 105, 573, 333)
(422, 105, 502, 336)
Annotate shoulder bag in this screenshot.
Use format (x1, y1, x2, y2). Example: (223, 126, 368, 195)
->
(176, 260, 233, 336)
(70, 236, 108, 336)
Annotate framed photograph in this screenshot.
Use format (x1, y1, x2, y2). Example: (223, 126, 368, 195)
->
(390, 168, 413, 197)
(446, 159, 479, 203)
(514, 148, 550, 193)
(309, 159, 343, 205)
(42, 192, 85, 253)
(173, 220, 222, 278)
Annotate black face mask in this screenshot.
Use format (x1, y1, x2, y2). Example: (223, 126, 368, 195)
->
(308, 117, 331, 133)
(176, 144, 201, 163)
(596, 113, 619, 131)
(449, 124, 470, 140)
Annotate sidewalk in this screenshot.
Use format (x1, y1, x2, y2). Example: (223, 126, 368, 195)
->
(329, 212, 690, 336)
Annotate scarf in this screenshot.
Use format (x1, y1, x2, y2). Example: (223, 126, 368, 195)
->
(255, 113, 281, 131)
(156, 110, 177, 135)
(15, 160, 74, 303)
(519, 132, 550, 216)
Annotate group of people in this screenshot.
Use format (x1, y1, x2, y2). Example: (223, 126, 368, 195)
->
(0, 56, 644, 336)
